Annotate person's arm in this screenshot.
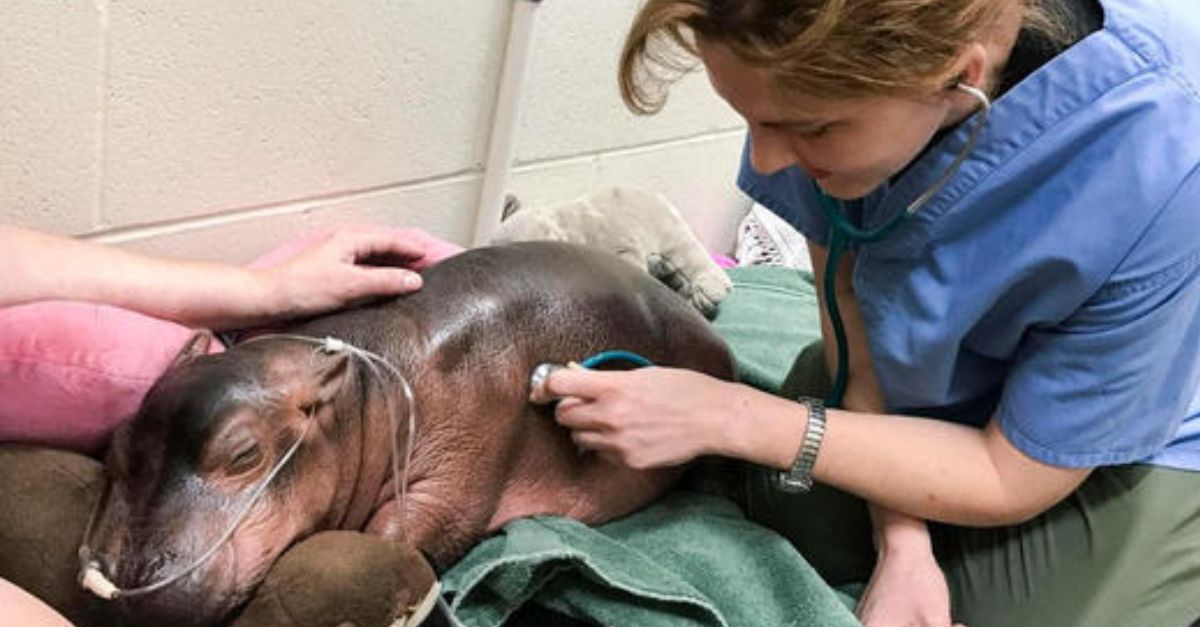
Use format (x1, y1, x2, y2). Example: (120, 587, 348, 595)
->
(0, 578, 74, 627)
(1, 224, 436, 330)
(548, 334, 1088, 524)
(712, 362, 1089, 525)
(809, 238, 934, 549)
(810, 240, 960, 627)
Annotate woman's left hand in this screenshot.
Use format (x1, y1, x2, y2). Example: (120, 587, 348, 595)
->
(856, 545, 963, 627)
(541, 365, 738, 469)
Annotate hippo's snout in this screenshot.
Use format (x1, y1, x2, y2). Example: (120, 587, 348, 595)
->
(78, 547, 233, 627)
(82, 498, 255, 627)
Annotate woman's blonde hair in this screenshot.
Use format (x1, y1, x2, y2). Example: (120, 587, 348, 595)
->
(620, 0, 1070, 114)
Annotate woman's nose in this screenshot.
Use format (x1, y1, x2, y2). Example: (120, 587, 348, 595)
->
(747, 128, 799, 175)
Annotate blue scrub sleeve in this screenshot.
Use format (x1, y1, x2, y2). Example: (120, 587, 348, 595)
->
(997, 250, 1200, 468)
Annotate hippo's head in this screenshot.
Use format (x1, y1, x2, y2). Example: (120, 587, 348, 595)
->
(82, 332, 371, 627)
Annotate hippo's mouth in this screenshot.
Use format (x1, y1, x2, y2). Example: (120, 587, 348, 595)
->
(77, 523, 281, 627)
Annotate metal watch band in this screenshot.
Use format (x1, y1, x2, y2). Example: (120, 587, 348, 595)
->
(776, 396, 827, 493)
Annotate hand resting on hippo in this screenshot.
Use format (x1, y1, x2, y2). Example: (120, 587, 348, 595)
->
(78, 240, 734, 627)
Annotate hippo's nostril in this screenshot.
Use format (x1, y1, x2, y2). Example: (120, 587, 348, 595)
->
(112, 552, 163, 591)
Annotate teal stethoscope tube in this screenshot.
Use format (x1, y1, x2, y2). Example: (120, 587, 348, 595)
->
(580, 350, 654, 369)
(815, 185, 911, 408)
(812, 83, 992, 408)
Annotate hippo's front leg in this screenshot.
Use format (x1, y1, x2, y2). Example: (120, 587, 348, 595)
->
(366, 418, 511, 569)
(367, 479, 498, 569)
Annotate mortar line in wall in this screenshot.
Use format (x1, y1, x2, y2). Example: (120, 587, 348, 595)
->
(91, 0, 112, 230)
(513, 126, 746, 171)
(83, 127, 745, 244)
(82, 167, 482, 244)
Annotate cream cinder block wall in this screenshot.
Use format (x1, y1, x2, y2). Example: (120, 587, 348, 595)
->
(0, 1, 748, 263)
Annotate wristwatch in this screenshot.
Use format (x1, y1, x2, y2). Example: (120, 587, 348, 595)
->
(776, 396, 827, 493)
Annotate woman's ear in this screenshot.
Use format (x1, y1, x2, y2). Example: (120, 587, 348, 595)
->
(952, 42, 990, 93)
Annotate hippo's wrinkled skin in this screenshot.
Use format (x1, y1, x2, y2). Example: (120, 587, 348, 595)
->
(86, 241, 734, 626)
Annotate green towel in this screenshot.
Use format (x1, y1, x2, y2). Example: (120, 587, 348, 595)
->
(442, 492, 860, 627)
(711, 267, 821, 393)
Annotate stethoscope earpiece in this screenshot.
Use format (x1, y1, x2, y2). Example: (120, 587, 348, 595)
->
(954, 82, 993, 110)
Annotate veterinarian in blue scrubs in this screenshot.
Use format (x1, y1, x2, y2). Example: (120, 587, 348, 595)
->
(543, 1, 1200, 625)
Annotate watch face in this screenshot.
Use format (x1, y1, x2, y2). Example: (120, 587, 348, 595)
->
(776, 471, 812, 494)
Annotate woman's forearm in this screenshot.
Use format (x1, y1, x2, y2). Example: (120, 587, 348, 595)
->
(869, 504, 932, 554)
(722, 387, 1086, 526)
(720, 389, 999, 523)
(2, 224, 438, 330)
(3, 224, 272, 328)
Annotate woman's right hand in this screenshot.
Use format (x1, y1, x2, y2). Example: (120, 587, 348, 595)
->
(545, 365, 747, 470)
(249, 226, 464, 322)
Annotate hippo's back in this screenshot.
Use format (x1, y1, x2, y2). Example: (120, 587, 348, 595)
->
(405, 241, 733, 380)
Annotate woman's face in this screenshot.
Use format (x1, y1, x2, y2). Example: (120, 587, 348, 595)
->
(699, 41, 956, 200)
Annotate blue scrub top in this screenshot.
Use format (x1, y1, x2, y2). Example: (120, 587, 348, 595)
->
(737, 0, 1200, 471)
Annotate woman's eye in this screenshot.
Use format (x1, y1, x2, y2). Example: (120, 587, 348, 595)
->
(798, 124, 831, 138)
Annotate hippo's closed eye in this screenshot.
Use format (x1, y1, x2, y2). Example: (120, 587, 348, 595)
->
(226, 442, 264, 476)
(202, 410, 270, 479)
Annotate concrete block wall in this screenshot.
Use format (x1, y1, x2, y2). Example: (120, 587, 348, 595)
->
(0, 1, 748, 263)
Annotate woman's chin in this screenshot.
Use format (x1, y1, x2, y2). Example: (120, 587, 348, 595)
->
(814, 176, 879, 201)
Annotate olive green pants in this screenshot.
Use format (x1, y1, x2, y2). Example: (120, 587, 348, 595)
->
(740, 343, 1200, 627)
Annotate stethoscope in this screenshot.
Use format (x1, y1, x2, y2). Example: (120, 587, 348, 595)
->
(816, 83, 992, 407)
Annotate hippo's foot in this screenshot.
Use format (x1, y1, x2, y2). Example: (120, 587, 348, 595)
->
(229, 531, 437, 627)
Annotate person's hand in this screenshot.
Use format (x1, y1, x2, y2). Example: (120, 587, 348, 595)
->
(253, 226, 441, 319)
(856, 545, 964, 627)
(540, 365, 737, 469)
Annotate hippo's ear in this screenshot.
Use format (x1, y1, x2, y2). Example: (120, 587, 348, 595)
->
(314, 351, 352, 405)
(169, 331, 214, 368)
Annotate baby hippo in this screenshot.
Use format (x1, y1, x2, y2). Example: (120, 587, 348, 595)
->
(80, 241, 734, 627)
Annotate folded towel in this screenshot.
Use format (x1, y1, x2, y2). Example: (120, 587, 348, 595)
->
(442, 491, 859, 627)
(712, 267, 821, 393)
